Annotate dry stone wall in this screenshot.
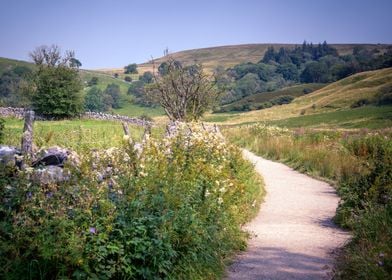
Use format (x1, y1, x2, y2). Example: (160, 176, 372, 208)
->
(0, 107, 152, 127)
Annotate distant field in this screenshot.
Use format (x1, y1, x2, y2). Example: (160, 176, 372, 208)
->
(213, 68, 392, 125)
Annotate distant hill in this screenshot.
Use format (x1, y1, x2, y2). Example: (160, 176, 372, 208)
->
(98, 43, 392, 74)
(207, 67, 392, 127)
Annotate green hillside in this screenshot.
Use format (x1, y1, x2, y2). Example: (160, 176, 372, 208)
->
(208, 67, 392, 128)
(0, 57, 35, 75)
(98, 43, 391, 74)
(221, 83, 326, 111)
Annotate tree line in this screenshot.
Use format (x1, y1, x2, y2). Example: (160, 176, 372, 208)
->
(213, 42, 392, 112)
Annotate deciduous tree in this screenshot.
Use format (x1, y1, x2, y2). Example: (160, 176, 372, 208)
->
(30, 45, 83, 118)
(146, 58, 219, 121)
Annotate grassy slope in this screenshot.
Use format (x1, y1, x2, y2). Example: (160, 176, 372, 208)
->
(79, 70, 164, 117)
(222, 83, 326, 110)
(0, 57, 35, 75)
(212, 68, 392, 128)
(97, 43, 391, 74)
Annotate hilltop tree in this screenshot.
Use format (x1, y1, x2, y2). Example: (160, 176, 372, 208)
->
(30, 45, 83, 118)
(124, 63, 138, 74)
(146, 58, 219, 121)
(70, 58, 82, 69)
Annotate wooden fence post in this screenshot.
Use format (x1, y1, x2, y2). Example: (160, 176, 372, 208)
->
(122, 122, 129, 136)
(21, 110, 34, 157)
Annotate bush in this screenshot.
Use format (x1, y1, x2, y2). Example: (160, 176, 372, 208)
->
(351, 98, 370, 108)
(32, 66, 83, 118)
(139, 114, 153, 122)
(84, 86, 105, 112)
(0, 124, 263, 279)
(87, 77, 99, 86)
(376, 84, 392, 105)
(0, 118, 4, 143)
(124, 64, 138, 74)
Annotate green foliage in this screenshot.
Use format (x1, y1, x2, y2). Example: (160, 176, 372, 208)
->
(139, 71, 153, 84)
(233, 73, 261, 99)
(0, 124, 263, 279)
(70, 58, 82, 68)
(0, 118, 4, 143)
(87, 76, 99, 86)
(104, 83, 121, 109)
(216, 83, 324, 113)
(376, 84, 392, 105)
(0, 66, 33, 107)
(222, 42, 392, 108)
(300, 61, 330, 83)
(84, 86, 106, 112)
(276, 63, 299, 81)
(33, 66, 83, 118)
(124, 63, 138, 74)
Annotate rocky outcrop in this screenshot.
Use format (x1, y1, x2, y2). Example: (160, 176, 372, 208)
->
(0, 145, 22, 168)
(33, 146, 80, 168)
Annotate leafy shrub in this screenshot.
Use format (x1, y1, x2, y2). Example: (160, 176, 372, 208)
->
(32, 66, 83, 118)
(87, 77, 99, 86)
(0, 118, 4, 143)
(336, 135, 392, 227)
(351, 98, 371, 108)
(270, 95, 294, 105)
(376, 84, 392, 105)
(0, 124, 263, 279)
(139, 114, 153, 122)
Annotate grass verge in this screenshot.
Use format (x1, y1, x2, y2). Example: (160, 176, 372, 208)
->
(222, 124, 392, 279)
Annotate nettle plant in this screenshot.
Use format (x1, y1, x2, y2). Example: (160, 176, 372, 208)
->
(0, 124, 262, 279)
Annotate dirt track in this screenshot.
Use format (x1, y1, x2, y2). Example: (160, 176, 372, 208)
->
(226, 150, 351, 280)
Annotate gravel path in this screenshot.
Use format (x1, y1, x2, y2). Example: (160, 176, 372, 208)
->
(226, 149, 351, 280)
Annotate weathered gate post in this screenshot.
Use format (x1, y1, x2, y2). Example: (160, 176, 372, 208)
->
(122, 122, 129, 136)
(21, 110, 34, 157)
(142, 124, 152, 143)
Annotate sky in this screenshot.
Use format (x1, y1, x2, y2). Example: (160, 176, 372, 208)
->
(0, 0, 391, 69)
